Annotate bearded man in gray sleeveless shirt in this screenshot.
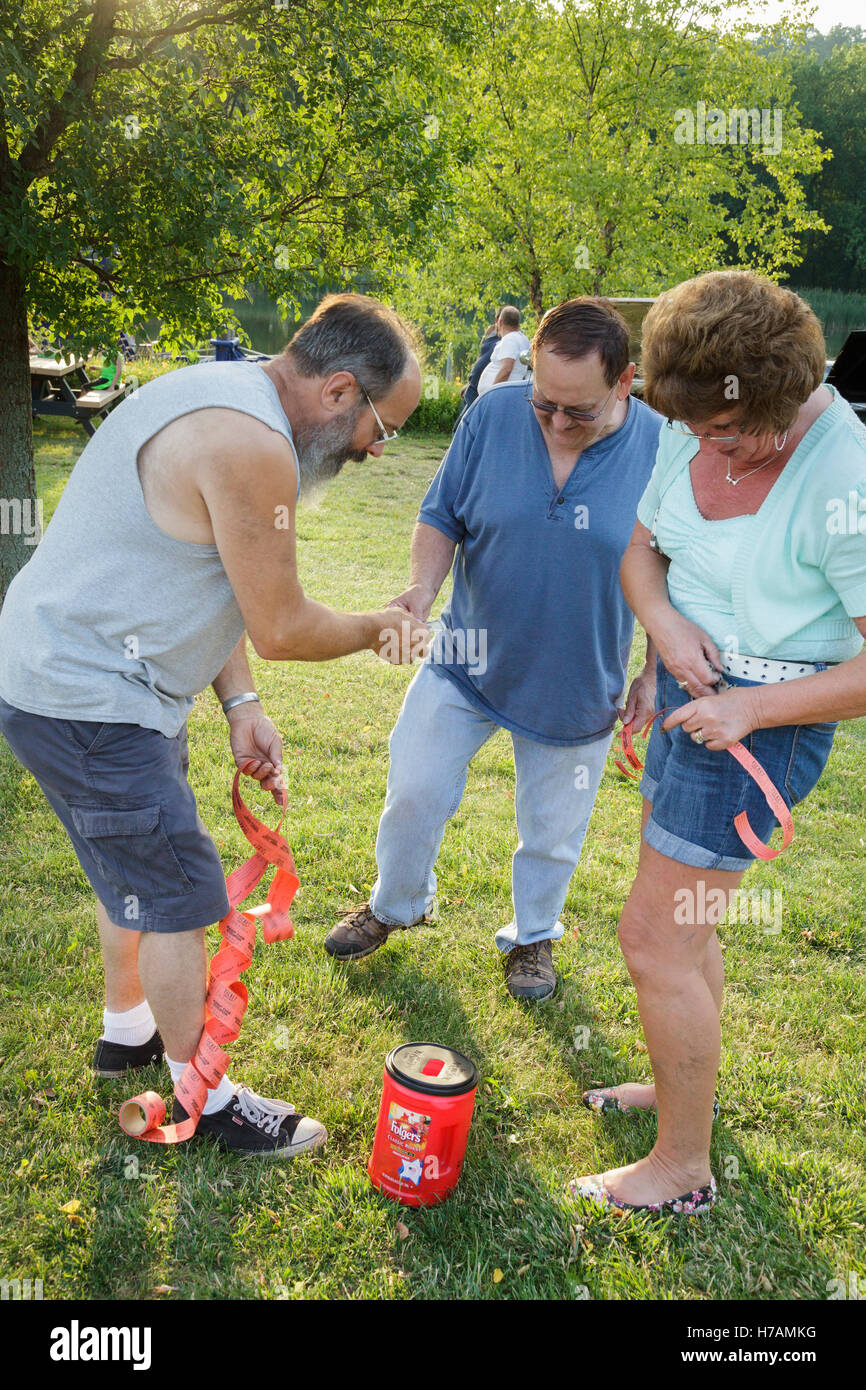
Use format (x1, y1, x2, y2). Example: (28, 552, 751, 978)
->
(0, 294, 428, 1159)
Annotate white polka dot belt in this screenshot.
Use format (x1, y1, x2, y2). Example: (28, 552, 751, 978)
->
(719, 653, 833, 683)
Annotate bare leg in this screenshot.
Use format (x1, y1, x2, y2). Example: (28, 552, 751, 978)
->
(703, 931, 724, 1013)
(137, 929, 207, 1062)
(590, 799, 724, 1112)
(97, 898, 145, 1011)
(589, 834, 745, 1204)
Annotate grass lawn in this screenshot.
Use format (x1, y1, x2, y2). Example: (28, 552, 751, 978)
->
(0, 410, 864, 1302)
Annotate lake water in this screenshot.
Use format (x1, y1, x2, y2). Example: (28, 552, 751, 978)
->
(227, 287, 322, 355)
(158, 284, 866, 363)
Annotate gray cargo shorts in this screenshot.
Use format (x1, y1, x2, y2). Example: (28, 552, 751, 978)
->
(0, 697, 230, 932)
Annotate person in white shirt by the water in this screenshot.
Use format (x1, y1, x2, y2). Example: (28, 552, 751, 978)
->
(477, 305, 531, 394)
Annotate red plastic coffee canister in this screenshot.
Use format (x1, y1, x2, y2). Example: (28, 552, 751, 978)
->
(368, 1042, 478, 1206)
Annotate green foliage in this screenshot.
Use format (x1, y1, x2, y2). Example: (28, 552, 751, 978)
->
(788, 35, 866, 292)
(0, 0, 482, 354)
(395, 0, 832, 353)
(790, 23, 865, 63)
(402, 380, 462, 433)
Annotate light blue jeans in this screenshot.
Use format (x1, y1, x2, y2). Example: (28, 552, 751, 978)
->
(369, 663, 614, 951)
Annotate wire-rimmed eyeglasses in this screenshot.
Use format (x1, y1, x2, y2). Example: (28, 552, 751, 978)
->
(361, 386, 400, 443)
(526, 383, 617, 423)
(665, 419, 743, 445)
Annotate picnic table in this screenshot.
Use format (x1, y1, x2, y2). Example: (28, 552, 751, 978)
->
(30, 353, 128, 437)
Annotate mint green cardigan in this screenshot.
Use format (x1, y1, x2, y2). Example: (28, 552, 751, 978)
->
(637, 387, 866, 662)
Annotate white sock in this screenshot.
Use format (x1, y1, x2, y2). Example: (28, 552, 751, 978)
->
(101, 1000, 156, 1048)
(166, 1055, 236, 1115)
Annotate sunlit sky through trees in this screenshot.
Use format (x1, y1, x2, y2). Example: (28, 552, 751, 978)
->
(724, 0, 862, 32)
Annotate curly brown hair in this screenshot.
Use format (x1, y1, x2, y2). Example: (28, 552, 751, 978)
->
(641, 270, 826, 434)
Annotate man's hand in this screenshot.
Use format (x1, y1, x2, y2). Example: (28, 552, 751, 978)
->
(387, 583, 435, 622)
(662, 687, 763, 751)
(227, 705, 286, 804)
(370, 606, 432, 665)
(617, 667, 657, 731)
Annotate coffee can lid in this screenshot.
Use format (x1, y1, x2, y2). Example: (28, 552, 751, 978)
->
(385, 1042, 478, 1097)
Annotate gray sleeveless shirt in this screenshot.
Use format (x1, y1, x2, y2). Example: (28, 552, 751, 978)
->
(0, 362, 297, 737)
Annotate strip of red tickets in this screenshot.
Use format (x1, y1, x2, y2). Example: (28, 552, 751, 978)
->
(119, 771, 299, 1144)
(615, 709, 794, 861)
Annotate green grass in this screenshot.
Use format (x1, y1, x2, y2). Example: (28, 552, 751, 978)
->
(0, 415, 864, 1302)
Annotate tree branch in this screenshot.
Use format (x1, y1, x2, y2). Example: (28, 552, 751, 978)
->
(72, 255, 120, 290)
(0, 88, 13, 188)
(17, 0, 121, 180)
(162, 259, 248, 288)
(106, 4, 253, 71)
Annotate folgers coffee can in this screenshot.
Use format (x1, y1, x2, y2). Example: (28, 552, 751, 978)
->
(368, 1043, 479, 1206)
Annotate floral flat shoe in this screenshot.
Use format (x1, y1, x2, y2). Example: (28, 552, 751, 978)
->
(567, 1172, 718, 1216)
(582, 1087, 720, 1121)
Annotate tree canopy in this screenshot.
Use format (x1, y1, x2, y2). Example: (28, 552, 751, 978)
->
(395, 0, 831, 367)
(0, 0, 479, 593)
(788, 28, 866, 291)
(1, 0, 477, 351)
(1, 1, 855, 594)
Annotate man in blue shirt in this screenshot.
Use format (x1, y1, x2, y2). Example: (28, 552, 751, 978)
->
(325, 298, 663, 999)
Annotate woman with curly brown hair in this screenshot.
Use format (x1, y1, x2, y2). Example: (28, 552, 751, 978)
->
(570, 269, 866, 1215)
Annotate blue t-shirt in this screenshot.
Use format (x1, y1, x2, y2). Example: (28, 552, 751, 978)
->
(418, 381, 663, 745)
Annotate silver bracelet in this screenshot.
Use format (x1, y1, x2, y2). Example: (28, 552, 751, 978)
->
(221, 691, 260, 714)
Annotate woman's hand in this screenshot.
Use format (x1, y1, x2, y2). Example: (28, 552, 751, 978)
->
(662, 686, 763, 750)
(650, 611, 723, 698)
(227, 705, 286, 804)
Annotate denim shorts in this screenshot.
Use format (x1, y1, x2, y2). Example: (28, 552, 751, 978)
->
(640, 659, 838, 870)
(0, 697, 230, 932)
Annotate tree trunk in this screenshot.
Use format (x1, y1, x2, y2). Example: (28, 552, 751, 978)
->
(0, 255, 36, 604)
(528, 265, 544, 320)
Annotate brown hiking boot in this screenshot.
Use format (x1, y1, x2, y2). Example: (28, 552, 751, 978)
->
(324, 902, 417, 961)
(504, 939, 556, 1001)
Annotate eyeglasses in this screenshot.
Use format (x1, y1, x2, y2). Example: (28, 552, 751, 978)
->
(665, 420, 743, 445)
(526, 383, 617, 423)
(361, 386, 400, 444)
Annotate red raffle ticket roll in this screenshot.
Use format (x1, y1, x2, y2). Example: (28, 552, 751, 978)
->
(118, 771, 299, 1144)
(615, 709, 794, 862)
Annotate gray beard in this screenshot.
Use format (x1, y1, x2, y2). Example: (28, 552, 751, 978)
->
(292, 403, 367, 504)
